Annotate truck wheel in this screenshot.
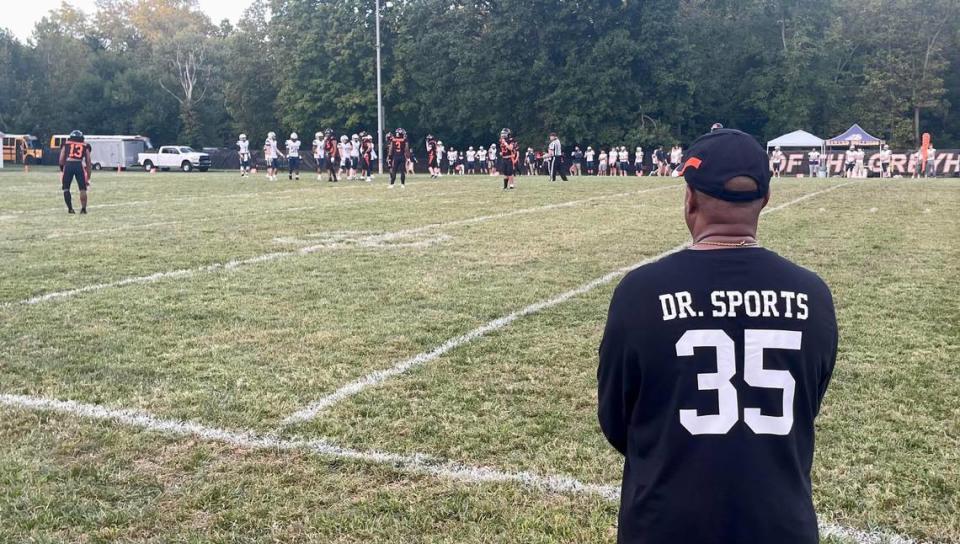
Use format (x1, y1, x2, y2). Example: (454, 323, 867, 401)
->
(142, 160, 154, 172)
(181, 161, 193, 172)
(93, 163, 102, 171)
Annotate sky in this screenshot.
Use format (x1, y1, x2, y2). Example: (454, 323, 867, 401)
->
(2, 0, 255, 42)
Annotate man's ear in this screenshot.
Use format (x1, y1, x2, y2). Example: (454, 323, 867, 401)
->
(760, 190, 771, 210)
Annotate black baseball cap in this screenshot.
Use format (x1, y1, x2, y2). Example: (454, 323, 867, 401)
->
(680, 129, 770, 202)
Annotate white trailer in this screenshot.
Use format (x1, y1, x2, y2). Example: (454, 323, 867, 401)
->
(0, 131, 4, 169)
(85, 136, 152, 170)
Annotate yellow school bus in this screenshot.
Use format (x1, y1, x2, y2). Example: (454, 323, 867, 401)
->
(2, 134, 44, 164)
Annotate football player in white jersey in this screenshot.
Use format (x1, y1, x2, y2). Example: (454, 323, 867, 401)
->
(855, 147, 866, 178)
(477, 146, 487, 174)
(878, 144, 892, 178)
(669, 145, 683, 171)
(634, 146, 644, 176)
(844, 145, 857, 178)
(447, 147, 458, 175)
(263, 132, 284, 181)
(237, 134, 251, 177)
(466, 146, 476, 174)
(770, 146, 785, 178)
(312, 132, 325, 181)
(285, 132, 301, 180)
(350, 134, 361, 180)
(338, 135, 349, 179)
(618, 146, 629, 176)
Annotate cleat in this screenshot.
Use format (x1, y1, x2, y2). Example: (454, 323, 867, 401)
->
(80, 208, 87, 214)
(68, 209, 75, 214)
(401, 184, 406, 189)
(389, 184, 394, 189)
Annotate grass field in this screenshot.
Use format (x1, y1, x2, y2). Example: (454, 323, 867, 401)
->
(0, 167, 957, 543)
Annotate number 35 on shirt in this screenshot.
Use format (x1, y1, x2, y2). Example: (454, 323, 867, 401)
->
(676, 329, 802, 436)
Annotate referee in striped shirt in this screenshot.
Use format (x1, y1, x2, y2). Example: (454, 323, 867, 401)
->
(548, 132, 568, 182)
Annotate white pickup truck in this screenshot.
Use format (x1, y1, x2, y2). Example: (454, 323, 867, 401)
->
(138, 146, 212, 172)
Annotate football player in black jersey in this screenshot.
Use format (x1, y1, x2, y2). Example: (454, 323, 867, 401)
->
(58, 130, 92, 214)
(598, 129, 837, 544)
(498, 128, 517, 190)
(388, 128, 409, 188)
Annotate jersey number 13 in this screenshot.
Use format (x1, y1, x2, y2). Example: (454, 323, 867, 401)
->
(676, 329, 801, 436)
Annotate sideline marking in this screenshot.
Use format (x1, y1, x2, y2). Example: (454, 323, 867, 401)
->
(3, 184, 678, 307)
(0, 392, 928, 544)
(282, 182, 857, 425)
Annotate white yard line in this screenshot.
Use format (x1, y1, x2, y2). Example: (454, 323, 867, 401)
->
(282, 182, 858, 425)
(0, 392, 928, 544)
(0, 393, 619, 501)
(2, 184, 678, 308)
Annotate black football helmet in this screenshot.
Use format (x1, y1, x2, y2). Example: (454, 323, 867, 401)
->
(324, 128, 333, 137)
(500, 127, 512, 139)
(395, 127, 406, 138)
(68, 130, 84, 142)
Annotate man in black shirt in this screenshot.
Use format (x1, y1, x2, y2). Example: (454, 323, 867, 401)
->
(598, 129, 837, 544)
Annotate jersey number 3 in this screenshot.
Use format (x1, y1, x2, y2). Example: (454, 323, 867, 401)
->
(676, 329, 801, 436)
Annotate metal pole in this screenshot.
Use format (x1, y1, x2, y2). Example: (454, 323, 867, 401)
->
(375, 0, 384, 174)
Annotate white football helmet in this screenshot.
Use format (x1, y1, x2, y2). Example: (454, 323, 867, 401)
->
(290, 132, 298, 140)
(239, 134, 247, 141)
(315, 132, 322, 139)
(340, 135, 348, 143)
(268, 131, 276, 140)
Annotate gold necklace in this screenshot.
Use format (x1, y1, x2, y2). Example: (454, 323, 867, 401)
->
(692, 238, 760, 248)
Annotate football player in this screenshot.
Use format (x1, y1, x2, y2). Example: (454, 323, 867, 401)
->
(477, 146, 487, 174)
(844, 145, 856, 178)
(878, 144, 892, 178)
(324, 130, 340, 182)
(426, 135, 439, 178)
(58, 130, 92, 214)
(312, 132, 326, 181)
(466, 146, 476, 174)
(286, 132, 301, 180)
(338, 135, 350, 180)
(263, 132, 284, 181)
(360, 132, 375, 182)
(350, 134, 361, 180)
(770, 145, 785, 178)
(388, 127, 409, 188)
(237, 134, 251, 177)
(498, 128, 518, 190)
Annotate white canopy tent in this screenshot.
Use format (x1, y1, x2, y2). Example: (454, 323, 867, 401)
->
(766, 129, 824, 152)
(766, 129, 826, 177)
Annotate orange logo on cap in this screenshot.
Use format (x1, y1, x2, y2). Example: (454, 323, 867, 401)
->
(679, 157, 702, 175)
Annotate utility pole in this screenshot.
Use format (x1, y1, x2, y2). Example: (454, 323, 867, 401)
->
(375, 0, 384, 174)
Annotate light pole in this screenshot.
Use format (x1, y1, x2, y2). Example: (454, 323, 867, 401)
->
(375, 0, 384, 174)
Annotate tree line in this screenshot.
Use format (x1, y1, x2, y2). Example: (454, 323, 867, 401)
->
(0, 0, 957, 152)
